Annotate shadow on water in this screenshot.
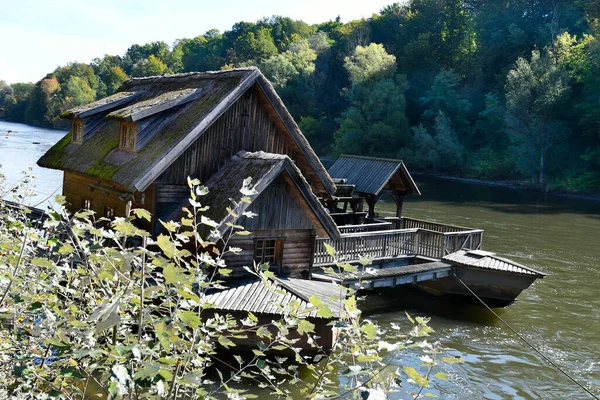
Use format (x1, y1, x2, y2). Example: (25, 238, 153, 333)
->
(407, 175, 600, 216)
(359, 286, 501, 326)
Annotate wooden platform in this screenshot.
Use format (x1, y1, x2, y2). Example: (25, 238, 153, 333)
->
(312, 260, 454, 289)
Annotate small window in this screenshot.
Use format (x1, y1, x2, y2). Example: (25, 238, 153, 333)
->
(119, 122, 137, 152)
(254, 239, 283, 267)
(104, 206, 115, 219)
(82, 199, 92, 210)
(72, 119, 84, 144)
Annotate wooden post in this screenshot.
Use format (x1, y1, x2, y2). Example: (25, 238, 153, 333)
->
(366, 195, 376, 219)
(391, 191, 406, 219)
(308, 231, 316, 279)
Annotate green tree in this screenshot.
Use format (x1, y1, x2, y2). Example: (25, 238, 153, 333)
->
(420, 69, 471, 139)
(505, 49, 570, 186)
(92, 55, 128, 96)
(123, 41, 171, 74)
(131, 54, 172, 77)
(334, 44, 410, 157)
(343, 43, 395, 84)
(0, 80, 14, 118)
(62, 75, 96, 110)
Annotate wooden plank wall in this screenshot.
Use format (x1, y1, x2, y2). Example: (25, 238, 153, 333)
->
(156, 84, 299, 186)
(240, 176, 314, 231)
(62, 171, 155, 230)
(224, 229, 315, 278)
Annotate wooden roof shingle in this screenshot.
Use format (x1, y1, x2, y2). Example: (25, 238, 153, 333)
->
(328, 155, 420, 196)
(443, 250, 545, 277)
(171, 151, 340, 240)
(203, 276, 346, 319)
(38, 68, 335, 195)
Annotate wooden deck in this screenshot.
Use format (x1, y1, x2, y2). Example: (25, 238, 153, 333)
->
(313, 217, 484, 267)
(312, 260, 454, 289)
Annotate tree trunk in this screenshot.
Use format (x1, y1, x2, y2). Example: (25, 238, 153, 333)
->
(539, 147, 546, 189)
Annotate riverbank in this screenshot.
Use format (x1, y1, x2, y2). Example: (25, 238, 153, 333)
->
(412, 171, 600, 203)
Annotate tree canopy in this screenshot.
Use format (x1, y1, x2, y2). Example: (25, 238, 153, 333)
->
(2, 2, 600, 191)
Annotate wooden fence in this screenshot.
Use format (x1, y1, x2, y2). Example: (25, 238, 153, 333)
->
(314, 221, 484, 266)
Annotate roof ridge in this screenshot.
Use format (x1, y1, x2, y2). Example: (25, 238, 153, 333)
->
(339, 154, 405, 164)
(127, 67, 258, 82)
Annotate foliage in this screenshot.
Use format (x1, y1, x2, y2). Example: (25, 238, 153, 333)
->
(334, 44, 410, 157)
(2, 2, 600, 191)
(505, 49, 570, 187)
(0, 173, 448, 399)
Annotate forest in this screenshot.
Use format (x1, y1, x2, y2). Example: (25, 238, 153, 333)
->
(1, 0, 599, 192)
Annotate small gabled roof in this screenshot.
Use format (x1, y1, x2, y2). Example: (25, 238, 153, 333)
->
(203, 276, 346, 319)
(443, 250, 546, 277)
(328, 155, 420, 196)
(179, 151, 340, 240)
(60, 91, 141, 119)
(38, 68, 335, 195)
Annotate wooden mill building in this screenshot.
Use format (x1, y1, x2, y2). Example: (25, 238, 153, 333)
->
(38, 66, 544, 326)
(38, 67, 340, 279)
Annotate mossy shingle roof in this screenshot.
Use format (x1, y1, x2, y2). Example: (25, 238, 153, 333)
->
(38, 68, 335, 195)
(171, 151, 340, 240)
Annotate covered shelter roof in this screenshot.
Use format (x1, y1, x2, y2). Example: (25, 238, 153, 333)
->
(443, 250, 546, 277)
(328, 155, 420, 197)
(203, 276, 346, 319)
(38, 67, 335, 195)
(172, 151, 340, 240)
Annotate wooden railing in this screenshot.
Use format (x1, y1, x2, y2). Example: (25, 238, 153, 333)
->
(338, 221, 393, 234)
(314, 219, 484, 266)
(314, 229, 419, 266)
(400, 217, 477, 233)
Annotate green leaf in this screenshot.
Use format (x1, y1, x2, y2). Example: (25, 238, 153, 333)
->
(157, 234, 177, 259)
(133, 363, 160, 380)
(297, 320, 315, 336)
(403, 366, 429, 387)
(58, 243, 74, 255)
(252, 349, 266, 357)
(160, 220, 179, 233)
(218, 336, 236, 349)
(405, 311, 415, 324)
(360, 322, 378, 340)
(435, 372, 448, 380)
(247, 312, 258, 323)
(256, 326, 272, 339)
(309, 295, 323, 307)
(441, 356, 464, 364)
(59, 367, 84, 379)
(133, 208, 152, 222)
(316, 305, 333, 319)
(324, 242, 335, 257)
(179, 310, 201, 330)
(162, 263, 189, 285)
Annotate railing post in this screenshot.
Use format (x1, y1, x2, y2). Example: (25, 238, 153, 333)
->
(414, 230, 420, 256)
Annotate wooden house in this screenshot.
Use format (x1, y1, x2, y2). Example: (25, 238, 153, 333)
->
(38, 67, 339, 278)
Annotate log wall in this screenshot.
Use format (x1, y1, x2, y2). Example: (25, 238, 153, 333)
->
(62, 171, 155, 231)
(224, 229, 315, 278)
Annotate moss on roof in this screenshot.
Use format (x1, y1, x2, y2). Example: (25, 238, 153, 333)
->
(38, 70, 253, 189)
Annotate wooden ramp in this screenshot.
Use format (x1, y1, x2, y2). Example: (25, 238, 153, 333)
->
(312, 260, 454, 289)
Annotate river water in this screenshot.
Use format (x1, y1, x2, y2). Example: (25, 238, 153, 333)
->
(1, 121, 599, 399)
(0, 121, 64, 208)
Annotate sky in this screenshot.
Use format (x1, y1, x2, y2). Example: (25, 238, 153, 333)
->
(0, 0, 397, 84)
